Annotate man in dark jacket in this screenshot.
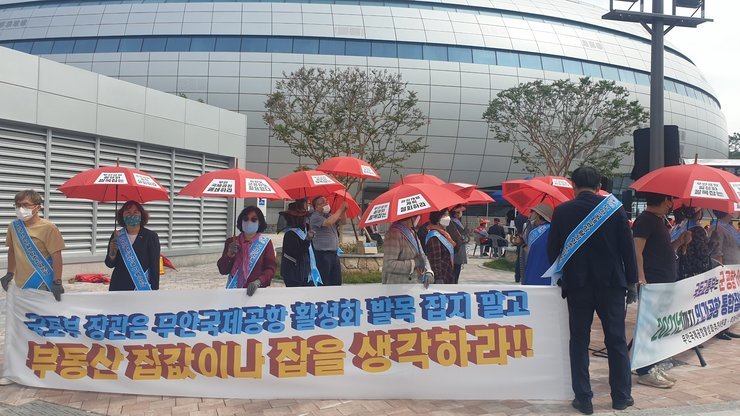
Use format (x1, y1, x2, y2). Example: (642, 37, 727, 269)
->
(487, 218, 507, 257)
(547, 166, 638, 415)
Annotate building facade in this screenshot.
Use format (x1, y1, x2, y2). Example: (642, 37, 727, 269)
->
(0, 0, 729, 190)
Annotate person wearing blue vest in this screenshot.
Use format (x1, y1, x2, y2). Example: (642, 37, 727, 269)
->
(105, 200, 161, 291)
(217, 206, 276, 296)
(424, 209, 455, 284)
(279, 201, 320, 287)
(547, 167, 638, 415)
(382, 215, 434, 286)
(523, 203, 553, 286)
(2, 189, 65, 300)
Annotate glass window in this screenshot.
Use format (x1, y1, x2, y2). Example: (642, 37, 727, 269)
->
(664, 79, 677, 93)
(686, 87, 697, 99)
(397, 43, 422, 59)
(13, 41, 34, 53)
(519, 53, 541, 70)
(190, 37, 216, 51)
(241, 37, 267, 52)
(541, 56, 563, 72)
(562, 58, 583, 75)
(634, 72, 649, 86)
(294, 38, 319, 54)
(346, 40, 370, 56)
(448, 46, 472, 63)
(423, 44, 447, 61)
(266, 38, 292, 53)
(141, 37, 167, 52)
(472, 49, 496, 65)
(319, 39, 345, 55)
(166, 37, 191, 52)
(31, 40, 54, 54)
(582, 62, 602, 78)
(496, 51, 518, 67)
(95, 38, 120, 53)
(371, 41, 396, 58)
(674, 82, 687, 96)
(214, 37, 241, 52)
(617, 68, 635, 84)
(51, 40, 75, 54)
(73, 39, 97, 53)
(119, 38, 143, 52)
(600, 65, 619, 81)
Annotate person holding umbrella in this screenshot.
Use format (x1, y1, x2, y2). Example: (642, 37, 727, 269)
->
(382, 215, 434, 287)
(217, 206, 276, 296)
(105, 200, 161, 291)
(447, 204, 468, 284)
(2, 189, 65, 300)
(425, 209, 456, 284)
(309, 196, 348, 286)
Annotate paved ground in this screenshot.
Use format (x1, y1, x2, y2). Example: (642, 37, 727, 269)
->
(1, 235, 739, 416)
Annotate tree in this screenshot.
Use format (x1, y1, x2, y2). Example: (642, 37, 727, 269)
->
(264, 67, 429, 196)
(729, 132, 740, 159)
(482, 77, 649, 177)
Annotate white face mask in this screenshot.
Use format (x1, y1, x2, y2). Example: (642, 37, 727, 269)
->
(322, 204, 331, 214)
(412, 216, 420, 228)
(439, 216, 451, 227)
(15, 206, 34, 221)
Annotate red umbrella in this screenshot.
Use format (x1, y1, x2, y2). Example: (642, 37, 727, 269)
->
(359, 184, 465, 227)
(442, 182, 478, 198)
(316, 156, 381, 180)
(178, 168, 290, 200)
(531, 176, 575, 199)
(501, 179, 571, 215)
(277, 170, 345, 200)
(630, 163, 740, 211)
(327, 190, 361, 218)
(390, 173, 446, 189)
(58, 164, 168, 203)
(463, 189, 495, 206)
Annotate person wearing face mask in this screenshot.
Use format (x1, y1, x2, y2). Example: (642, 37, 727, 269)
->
(382, 215, 434, 287)
(631, 192, 688, 389)
(424, 209, 456, 284)
(217, 206, 276, 296)
(105, 200, 161, 291)
(2, 189, 65, 299)
(446, 204, 468, 284)
(309, 196, 348, 286)
(522, 203, 554, 286)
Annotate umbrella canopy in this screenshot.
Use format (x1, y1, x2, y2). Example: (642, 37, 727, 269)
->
(630, 164, 740, 211)
(442, 182, 478, 198)
(277, 170, 346, 200)
(58, 165, 169, 203)
(316, 156, 381, 180)
(359, 183, 465, 227)
(463, 189, 495, 206)
(501, 179, 571, 215)
(390, 173, 446, 189)
(327, 190, 362, 218)
(178, 167, 290, 200)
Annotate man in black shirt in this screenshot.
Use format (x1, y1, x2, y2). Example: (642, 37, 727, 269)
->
(632, 192, 691, 389)
(487, 218, 507, 257)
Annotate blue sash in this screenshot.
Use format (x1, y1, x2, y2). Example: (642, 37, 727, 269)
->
(286, 228, 323, 287)
(670, 220, 697, 242)
(712, 221, 740, 246)
(426, 230, 454, 262)
(391, 223, 422, 254)
(527, 224, 550, 247)
(543, 194, 622, 285)
(13, 219, 54, 290)
(227, 235, 270, 289)
(117, 228, 152, 291)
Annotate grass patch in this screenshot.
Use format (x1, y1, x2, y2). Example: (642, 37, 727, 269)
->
(343, 271, 382, 284)
(483, 258, 516, 272)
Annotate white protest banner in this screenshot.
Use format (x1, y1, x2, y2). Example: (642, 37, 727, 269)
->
(689, 180, 728, 200)
(551, 178, 572, 188)
(365, 202, 390, 224)
(310, 175, 336, 186)
(360, 165, 378, 178)
(396, 194, 430, 216)
(4, 284, 571, 400)
(631, 265, 740, 370)
(246, 179, 276, 194)
(94, 172, 127, 185)
(133, 173, 161, 189)
(204, 179, 235, 195)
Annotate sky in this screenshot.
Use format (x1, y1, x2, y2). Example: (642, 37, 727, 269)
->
(587, 0, 740, 136)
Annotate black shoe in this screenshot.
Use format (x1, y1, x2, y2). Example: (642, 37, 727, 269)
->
(572, 398, 593, 415)
(725, 331, 740, 339)
(612, 396, 634, 410)
(716, 332, 732, 340)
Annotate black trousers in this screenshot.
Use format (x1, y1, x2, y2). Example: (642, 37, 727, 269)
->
(315, 250, 342, 286)
(567, 285, 631, 403)
(453, 264, 462, 284)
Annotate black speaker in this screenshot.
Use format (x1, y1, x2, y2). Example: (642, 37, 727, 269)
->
(621, 190, 634, 219)
(630, 125, 682, 180)
(600, 176, 614, 194)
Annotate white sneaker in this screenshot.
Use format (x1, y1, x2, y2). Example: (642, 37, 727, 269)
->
(637, 367, 674, 389)
(0, 377, 14, 386)
(657, 368, 677, 383)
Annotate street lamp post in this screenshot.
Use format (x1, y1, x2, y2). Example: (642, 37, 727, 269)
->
(603, 0, 711, 171)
